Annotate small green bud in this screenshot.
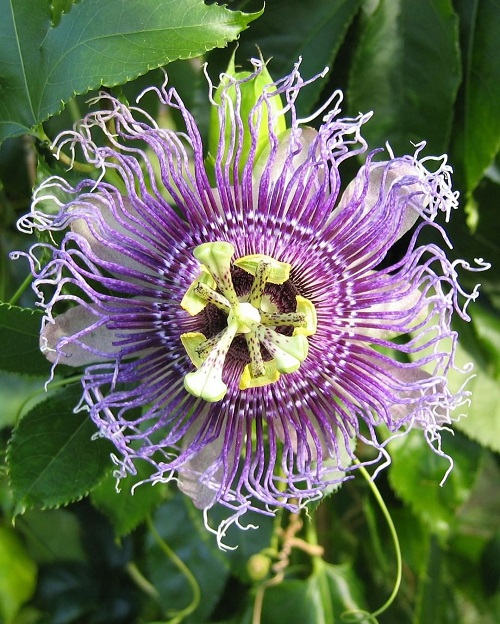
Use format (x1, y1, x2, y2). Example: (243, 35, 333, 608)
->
(247, 553, 272, 582)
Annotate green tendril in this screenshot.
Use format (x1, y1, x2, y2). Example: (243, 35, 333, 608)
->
(341, 461, 402, 624)
(146, 516, 201, 624)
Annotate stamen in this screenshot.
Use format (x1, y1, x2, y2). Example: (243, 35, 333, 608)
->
(228, 302, 261, 334)
(184, 321, 239, 402)
(194, 282, 231, 313)
(193, 242, 240, 307)
(261, 311, 306, 327)
(293, 296, 317, 337)
(180, 268, 217, 315)
(180, 242, 317, 400)
(234, 254, 292, 284)
(257, 326, 308, 373)
(248, 261, 272, 307)
(240, 360, 280, 390)
(245, 330, 266, 377)
(195, 330, 227, 360)
(181, 332, 208, 367)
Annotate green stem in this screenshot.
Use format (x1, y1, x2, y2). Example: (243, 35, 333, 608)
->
(146, 516, 201, 624)
(37, 127, 95, 173)
(67, 98, 82, 125)
(306, 518, 335, 623)
(8, 274, 34, 306)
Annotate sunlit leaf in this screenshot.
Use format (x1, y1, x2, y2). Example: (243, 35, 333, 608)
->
(388, 430, 482, 538)
(0, 0, 261, 142)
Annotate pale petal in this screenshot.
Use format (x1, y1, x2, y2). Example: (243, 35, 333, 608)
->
(41, 305, 122, 366)
(353, 280, 428, 340)
(178, 423, 224, 509)
(336, 160, 429, 240)
(70, 195, 154, 276)
(253, 126, 321, 186)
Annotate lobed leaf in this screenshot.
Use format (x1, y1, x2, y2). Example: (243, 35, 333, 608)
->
(0, 0, 261, 142)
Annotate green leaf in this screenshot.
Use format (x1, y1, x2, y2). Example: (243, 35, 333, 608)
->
(459, 0, 500, 192)
(349, 0, 461, 155)
(16, 508, 85, 564)
(0, 526, 37, 624)
(0, 0, 261, 142)
(453, 356, 500, 454)
(469, 305, 500, 379)
(436, 310, 500, 453)
(414, 535, 459, 624)
(145, 492, 230, 624)
(314, 561, 368, 621)
(0, 371, 45, 429)
(0, 303, 49, 376)
(91, 463, 167, 537)
(235, 0, 362, 117)
(388, 429, 482, 538)
(260, 579, 322, 624)
(7, 384, 113, 515)
(50, 0, 76, 26)
(258, 561, 367, 624)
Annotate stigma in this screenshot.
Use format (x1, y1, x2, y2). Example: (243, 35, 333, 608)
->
(180, 242, 317, 402)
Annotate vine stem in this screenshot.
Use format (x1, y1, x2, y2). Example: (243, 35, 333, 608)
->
(146, 515, 201, 624)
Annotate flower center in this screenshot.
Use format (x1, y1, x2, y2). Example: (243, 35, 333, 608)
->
(180, 241, 317, 402)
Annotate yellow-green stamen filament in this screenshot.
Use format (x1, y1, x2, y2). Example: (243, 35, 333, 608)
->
(183, 321, 239, 402)
(193, 242, 240, 307)
(248, 261, 272, 307)
(180, 242, 317, 401)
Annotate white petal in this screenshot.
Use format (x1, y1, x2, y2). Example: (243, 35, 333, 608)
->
(178, 423, 224, 509)
(70, 195, 154, 276)
(336, 160, 429, 240)
(353, 279, 428, 340)
(253, 126, 322, 186)
(41, 305, 122, 366)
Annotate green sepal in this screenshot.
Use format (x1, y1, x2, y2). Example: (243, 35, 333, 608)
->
(208, 52, 287, 177)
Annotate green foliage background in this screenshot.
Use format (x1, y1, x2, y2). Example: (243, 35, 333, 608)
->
(0, 1, 499, 622)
